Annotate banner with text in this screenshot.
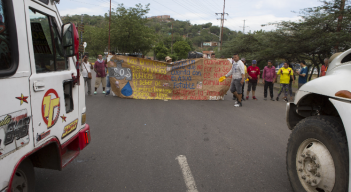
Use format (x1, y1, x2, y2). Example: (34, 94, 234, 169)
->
(107, 55, 232, 100)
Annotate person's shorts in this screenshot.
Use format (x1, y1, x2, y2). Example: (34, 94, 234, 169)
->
(95, 77, 107, 88)
(230, 79, 243, 94)
(247, 81, 257, 91)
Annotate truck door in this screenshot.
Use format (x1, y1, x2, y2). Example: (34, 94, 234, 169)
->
(26, 2, 79, 146)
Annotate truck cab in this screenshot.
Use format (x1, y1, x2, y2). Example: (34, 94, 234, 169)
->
(286, 50, 351, 191)
(0, 0, 91, 191)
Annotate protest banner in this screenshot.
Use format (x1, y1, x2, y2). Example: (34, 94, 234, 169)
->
(107, 55, 232, 100)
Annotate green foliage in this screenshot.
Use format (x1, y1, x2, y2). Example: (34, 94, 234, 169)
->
(221, 0, 351, 67)
(110, 4, 156, 55)
(169, 54, 178, 61)
(173, 41, 191, 59)
(154, 42, 169, 61)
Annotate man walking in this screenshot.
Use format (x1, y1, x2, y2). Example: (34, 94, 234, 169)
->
(220, 54, 245, 107)
(297, 60, 308, 89)
(94, 54, 107, 94)
(246, 60, 260, 100)
(262, 60, 276, 101)
(241, 58, 248, 101)
(80, 54, 92, 95)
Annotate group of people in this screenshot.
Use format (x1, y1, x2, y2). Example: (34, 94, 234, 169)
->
(220, 54, 315, 107)
(80, 54, 112, 96)
(80, 52, 329, 104)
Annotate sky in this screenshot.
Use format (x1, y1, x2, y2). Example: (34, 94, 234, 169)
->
(57, 0, 324, 32)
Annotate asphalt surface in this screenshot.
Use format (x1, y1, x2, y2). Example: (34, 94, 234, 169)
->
(35, 77, 294, 192)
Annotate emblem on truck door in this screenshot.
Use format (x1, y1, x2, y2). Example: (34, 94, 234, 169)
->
(15, 94, 29, 105)
(41, 89, 60, 129)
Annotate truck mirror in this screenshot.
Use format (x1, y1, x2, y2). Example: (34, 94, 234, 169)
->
(62, 22, 79, 57)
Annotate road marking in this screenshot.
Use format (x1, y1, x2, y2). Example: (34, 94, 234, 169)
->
(176, 155, 199, 192)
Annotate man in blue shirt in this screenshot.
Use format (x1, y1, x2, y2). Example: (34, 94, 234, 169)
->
(297, 60, 308, 89)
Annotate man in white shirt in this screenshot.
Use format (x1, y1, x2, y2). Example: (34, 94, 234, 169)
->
(80, 54, 92, 95)
(224, 54, 245, 107)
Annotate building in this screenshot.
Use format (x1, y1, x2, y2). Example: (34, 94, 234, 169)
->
(147, 15, 171, 19)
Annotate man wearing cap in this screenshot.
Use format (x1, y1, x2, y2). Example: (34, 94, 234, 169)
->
(247, 60, 260, 100)
(297, 60, 308, 89)
(165, 56, 172, 64)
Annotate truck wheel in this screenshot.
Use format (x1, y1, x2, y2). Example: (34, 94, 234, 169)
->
(287, 116, 349, 192)
(11, 159, 35, 192)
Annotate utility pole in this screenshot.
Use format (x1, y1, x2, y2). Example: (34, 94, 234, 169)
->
(243, 20, 246, 34)
(171, 23, 173, 54)
(216, 0, 228, 51)
(335, 0, 346, 52)
(108, 0, 111, 53)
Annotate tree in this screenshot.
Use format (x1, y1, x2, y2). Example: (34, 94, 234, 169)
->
(110, 4, 156, 55)
(154, 42, 169, 61)
(173, 41, 191, 59)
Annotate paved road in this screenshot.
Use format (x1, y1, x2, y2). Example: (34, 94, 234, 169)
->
(35, 78, 294, 192)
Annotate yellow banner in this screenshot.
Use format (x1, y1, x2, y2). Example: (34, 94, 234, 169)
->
(107, 56, 232, 100)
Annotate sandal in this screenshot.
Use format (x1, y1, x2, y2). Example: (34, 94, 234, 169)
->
(253, 96, 258, 100)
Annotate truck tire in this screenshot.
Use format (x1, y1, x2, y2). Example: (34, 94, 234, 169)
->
(286, 116, 349, 192)
(11, 158, 35, 192)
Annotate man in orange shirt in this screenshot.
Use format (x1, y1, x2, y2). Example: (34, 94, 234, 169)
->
(320, 58, 328, 77)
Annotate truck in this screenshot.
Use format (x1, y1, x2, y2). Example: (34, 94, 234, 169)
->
(286, 50, 351, 191)
(0, 0, 91, 191)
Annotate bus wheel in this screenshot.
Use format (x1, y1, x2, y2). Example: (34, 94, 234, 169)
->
(11, 159, 35, 192)
(286, 116, 348, 192)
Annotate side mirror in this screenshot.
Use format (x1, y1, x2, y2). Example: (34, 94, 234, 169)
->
(62, 22, 79, 57)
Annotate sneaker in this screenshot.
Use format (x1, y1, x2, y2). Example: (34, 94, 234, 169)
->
(94, 91, 97, 95)
(102, 91, 106, 94)
(284, 98, 288, 102)
(234, 100, 238, 104)
(246, 96, 249, 100)
(234, 102, 242, 107)
(264, 97, 267, 100)
(276, 97, 279, 101)
(253, 96, 258, 100)
(270, 98, 275, 101)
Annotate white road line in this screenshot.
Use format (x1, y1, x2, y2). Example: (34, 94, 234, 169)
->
(176, 155, 199, 192)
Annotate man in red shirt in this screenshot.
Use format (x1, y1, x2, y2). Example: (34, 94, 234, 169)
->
(246, 60, 260, 100)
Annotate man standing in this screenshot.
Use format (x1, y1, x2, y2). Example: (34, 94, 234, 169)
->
(241, 58, 248, 101)
(297, 60, 308, 89)
(94, 54, 107, 94)
(262, 60, 276, 101)
(80, 54, 92, 95)
(221, 54, 245, 107)
(211, 53, 215, 58)
(320, 58, 328, 77)
(105, 52, 115, 96)
(246, 60, 260, 100)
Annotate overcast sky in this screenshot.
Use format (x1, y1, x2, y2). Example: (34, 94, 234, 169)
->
(57, 0, 323, 32)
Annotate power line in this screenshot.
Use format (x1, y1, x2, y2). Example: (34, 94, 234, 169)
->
(69, 0, 110, 7)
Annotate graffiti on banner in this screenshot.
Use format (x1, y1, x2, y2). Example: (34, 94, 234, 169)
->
(107, 56, 232, 100)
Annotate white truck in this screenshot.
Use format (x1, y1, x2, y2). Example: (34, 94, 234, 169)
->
(286, 50, 351, 191)
(0, 0, 91, 191)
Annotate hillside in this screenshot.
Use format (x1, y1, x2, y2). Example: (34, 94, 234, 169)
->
(61, 14, 239, 54)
